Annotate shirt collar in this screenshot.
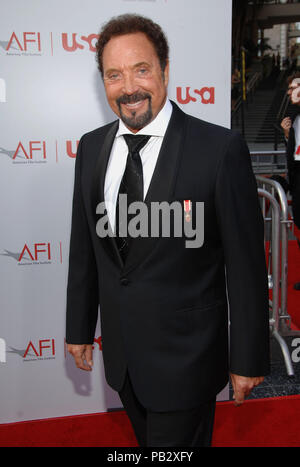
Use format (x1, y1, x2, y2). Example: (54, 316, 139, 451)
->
(116, 98, 173, 138)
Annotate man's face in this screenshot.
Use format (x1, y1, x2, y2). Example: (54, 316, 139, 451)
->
(288, 78, 300, 105)
(102, 32, 169, 132)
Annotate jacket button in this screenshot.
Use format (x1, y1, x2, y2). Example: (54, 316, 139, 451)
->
(120, 277, 130, 286)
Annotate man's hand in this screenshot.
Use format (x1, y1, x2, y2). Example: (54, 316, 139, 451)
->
(230, 373, 264, 407)
(67, 344, 93, 371)
(281, 117, 292, 139)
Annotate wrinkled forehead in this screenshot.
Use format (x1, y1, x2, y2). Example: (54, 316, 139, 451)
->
(103, 32, 159, 68)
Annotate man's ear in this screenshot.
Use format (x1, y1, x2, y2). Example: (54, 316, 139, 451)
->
(163, 60, 170, 87)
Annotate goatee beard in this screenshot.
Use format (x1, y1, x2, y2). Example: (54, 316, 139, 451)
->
(116, 93, 153, 131)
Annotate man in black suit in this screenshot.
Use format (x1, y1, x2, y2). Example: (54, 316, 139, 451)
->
(281, 73, 300, 289)
(66, 14, 269, 447)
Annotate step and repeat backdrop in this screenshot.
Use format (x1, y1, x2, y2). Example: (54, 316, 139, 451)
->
(0, 0, 232, 423)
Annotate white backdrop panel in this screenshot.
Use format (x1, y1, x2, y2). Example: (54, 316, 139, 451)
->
(0, 0, 232, 423)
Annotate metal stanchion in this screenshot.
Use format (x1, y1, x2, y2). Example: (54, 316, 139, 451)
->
(257, 174, 300, 376)
(256, 176, 300, 338)
(258, 187, 294, 376)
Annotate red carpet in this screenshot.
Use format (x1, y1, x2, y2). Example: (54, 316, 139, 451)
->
(0, 395, 300, 447)
(212, 396, 300, 447)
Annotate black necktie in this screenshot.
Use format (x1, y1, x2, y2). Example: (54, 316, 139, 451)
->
(115, 134, 151, 262)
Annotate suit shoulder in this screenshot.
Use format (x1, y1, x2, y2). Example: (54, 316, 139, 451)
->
(185, 113, 244, 151)
(186, 113, 236, 140)
(80, 120, 118, 143)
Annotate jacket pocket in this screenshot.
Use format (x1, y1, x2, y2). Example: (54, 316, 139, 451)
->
(175, 299, 226, 314)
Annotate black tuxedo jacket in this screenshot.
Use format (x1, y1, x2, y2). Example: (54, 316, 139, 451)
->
(286, 108, 300, 229)
(66, 101, 270, 412)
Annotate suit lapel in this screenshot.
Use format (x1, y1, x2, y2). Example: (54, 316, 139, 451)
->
(91, 120, 124, 269)
(123, 101, 188, 275)
(92, 102, 188, 274)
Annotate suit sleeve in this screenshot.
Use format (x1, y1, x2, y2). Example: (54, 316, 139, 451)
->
(66, 135, 99, 345)
(215, 131, 270, 377)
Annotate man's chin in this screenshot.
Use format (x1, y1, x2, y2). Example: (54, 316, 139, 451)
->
(119, 108, 153, 131)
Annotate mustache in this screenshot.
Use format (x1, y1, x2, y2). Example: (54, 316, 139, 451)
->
(116, 92, 151, 106)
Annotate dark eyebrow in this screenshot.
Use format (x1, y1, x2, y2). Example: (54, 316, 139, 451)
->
(104, 68, 120, 76)
(134, 62, 151, 69)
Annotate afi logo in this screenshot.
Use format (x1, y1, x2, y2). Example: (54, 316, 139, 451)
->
(0, 338, 6, 363)
(6, 32, 41, 52)
(13, 141, 47, 160)
(19, 243, 51, 262)
(176, 87, 215, 105)
(61, 33, 99, 52)
(23, 339, 55, 359)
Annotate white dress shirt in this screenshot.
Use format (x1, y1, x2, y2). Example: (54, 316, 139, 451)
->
(104, 98, 173, 232)
(293, 115, 300, 161)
